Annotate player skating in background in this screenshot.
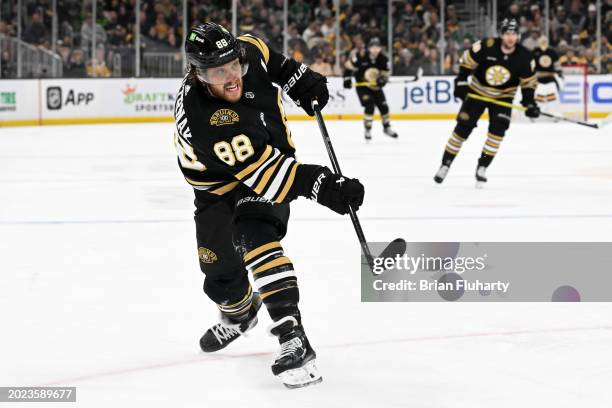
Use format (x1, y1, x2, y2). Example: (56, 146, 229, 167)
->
(533, 36, 563, 118)
(174, 23, 364, 388)
(343, 37, 399, 141)
(433, 18, 540, 187)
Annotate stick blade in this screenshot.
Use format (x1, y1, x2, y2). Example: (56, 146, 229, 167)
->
(379, 238, 407, 259)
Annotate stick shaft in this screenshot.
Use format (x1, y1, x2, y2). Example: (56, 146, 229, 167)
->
(467, 93, 598, 128)
(311, 100, 374, 270)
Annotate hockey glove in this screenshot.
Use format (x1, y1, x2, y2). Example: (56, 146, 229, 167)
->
(307, 166, 364, 215)
(376, 76, 388, 87)
(524, 104, 540, 118)
(286, 68, 329, 116)
(343, 77, 353, 89)
(453, 78, 468, 101)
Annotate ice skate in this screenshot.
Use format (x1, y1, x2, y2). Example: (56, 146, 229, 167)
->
(383, 125, 398, 138)
(434, 165, 450, 184)
(269, 316, 322, 389)
(364, 128, 372, 142)
(200, 292, 262, 352)
(475, 165, 488, 189)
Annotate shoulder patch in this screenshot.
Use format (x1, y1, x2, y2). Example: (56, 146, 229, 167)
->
(472, 40, 482, 53)
(486, 38, 495, 48)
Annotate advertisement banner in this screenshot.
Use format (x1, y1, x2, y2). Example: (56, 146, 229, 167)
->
(0, 80, 40, 126)
(1, 75, 609, 126)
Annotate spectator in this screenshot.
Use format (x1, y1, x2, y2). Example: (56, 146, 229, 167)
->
(289, 0, 312, 32)
(65, 48, 86, 77)
(24, 11, 48, 47)
(522, 29, 540, 50)
(310, 54, 333, 76)
(80, 13, 106, 48)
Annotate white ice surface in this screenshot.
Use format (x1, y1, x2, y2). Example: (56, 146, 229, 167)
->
(1, 120, 612, 407)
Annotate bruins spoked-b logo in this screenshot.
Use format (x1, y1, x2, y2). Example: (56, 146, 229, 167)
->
(485, 65, 511, 86)
(210, 109, 239, 126)
(198, 247, 218, 264)
(538, 55, 552, 68)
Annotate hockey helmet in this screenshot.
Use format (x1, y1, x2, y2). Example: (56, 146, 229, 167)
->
(500, 18, 519, 35)
(185, 23, 248, 85)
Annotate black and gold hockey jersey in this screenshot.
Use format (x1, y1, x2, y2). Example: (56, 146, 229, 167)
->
(459, 37, 537, 101)
(173, 35, 304, 203)
(344, 49, 390, 90)
(532, 47, 560, 84)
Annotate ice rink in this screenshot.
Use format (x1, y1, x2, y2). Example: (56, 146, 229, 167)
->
(1, 119, 612, 407)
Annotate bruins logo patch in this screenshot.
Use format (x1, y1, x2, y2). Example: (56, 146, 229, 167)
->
(364, 67, 380, 83)
(198, 247, 218, 264)
(485, 65, 511, 86)
(538, 55, 552, 68)
(210, 109, 239, 126)
(459, 112, 470, 121)
(486, 38, 495, 48)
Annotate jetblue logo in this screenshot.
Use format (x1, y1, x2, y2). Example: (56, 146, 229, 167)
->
(401, 80, 456, 109)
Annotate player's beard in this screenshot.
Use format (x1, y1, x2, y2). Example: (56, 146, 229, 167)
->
(208, 77, 243, 103)
(501, 34, 518, 52)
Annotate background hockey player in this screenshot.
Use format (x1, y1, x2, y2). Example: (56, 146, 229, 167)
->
(174, 23, 365, 388)
(433, 18, 540, 187)
(343, 37, 398, 141)
(533, 36, 562, 116)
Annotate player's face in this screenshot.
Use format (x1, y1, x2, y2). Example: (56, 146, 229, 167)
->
(369, 45, 382, 57)
(501, 32, 518, 49)
(198, 58, 245, 103)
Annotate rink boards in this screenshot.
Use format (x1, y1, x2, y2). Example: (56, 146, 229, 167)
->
(0, 75, 610, 126)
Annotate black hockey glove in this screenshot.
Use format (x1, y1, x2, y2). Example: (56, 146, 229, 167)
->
(524, 103, 540, 118)
(454, 77, 468, 101)
(303, 166, 364, 215)
(376, 76, 388, 87)
(343, 77, 353, 89)
(286, 68, 329, 116)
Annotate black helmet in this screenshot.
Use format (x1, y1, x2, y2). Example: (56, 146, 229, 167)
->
(185, 23, 244, 69)
(368, 37, 382, 48)
(500, 18, 519, 35)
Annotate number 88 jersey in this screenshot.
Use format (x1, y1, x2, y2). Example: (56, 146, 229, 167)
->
(173, 35, 300, 204)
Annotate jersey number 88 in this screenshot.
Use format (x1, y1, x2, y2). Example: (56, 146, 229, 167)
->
(214, 134, 254, 166)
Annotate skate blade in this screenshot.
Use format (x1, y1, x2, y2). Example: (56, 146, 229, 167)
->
(475, 181, 486, 189)
(278, 360, 323, 389)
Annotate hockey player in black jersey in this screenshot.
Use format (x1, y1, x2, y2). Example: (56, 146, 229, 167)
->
(343, 37, 398, 141)
(533, 36, 563, 112)
(174, 23, 364, 388)
(433, 18, 540, 187)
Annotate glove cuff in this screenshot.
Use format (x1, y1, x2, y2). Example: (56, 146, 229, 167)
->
(292, 164, 330, 200)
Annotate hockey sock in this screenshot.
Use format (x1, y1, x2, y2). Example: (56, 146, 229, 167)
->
(443, 132, 466, 165)
(364, 114, 373, 131)
(478, 132, 504, 167)
(217, 285, 254, 321)
(382, 113, 391, 128)
(243, 241, 300, 323)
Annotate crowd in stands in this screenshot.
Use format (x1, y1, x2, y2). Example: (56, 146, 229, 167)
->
(0, 0, 610, 78)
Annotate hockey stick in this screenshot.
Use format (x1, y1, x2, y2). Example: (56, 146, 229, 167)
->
(311, 99, 406, 274)
(467, 93, 599, 129)
(354, 68, 423, 87)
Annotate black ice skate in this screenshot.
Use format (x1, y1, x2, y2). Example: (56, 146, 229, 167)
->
(269, 316, 322, 389)
(200, 292, 262, 353)
(383, 125, 399, 138)
(364, 128, 372, 142)
(475, 165, 488, 189)
(434, 164, 450, 184)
